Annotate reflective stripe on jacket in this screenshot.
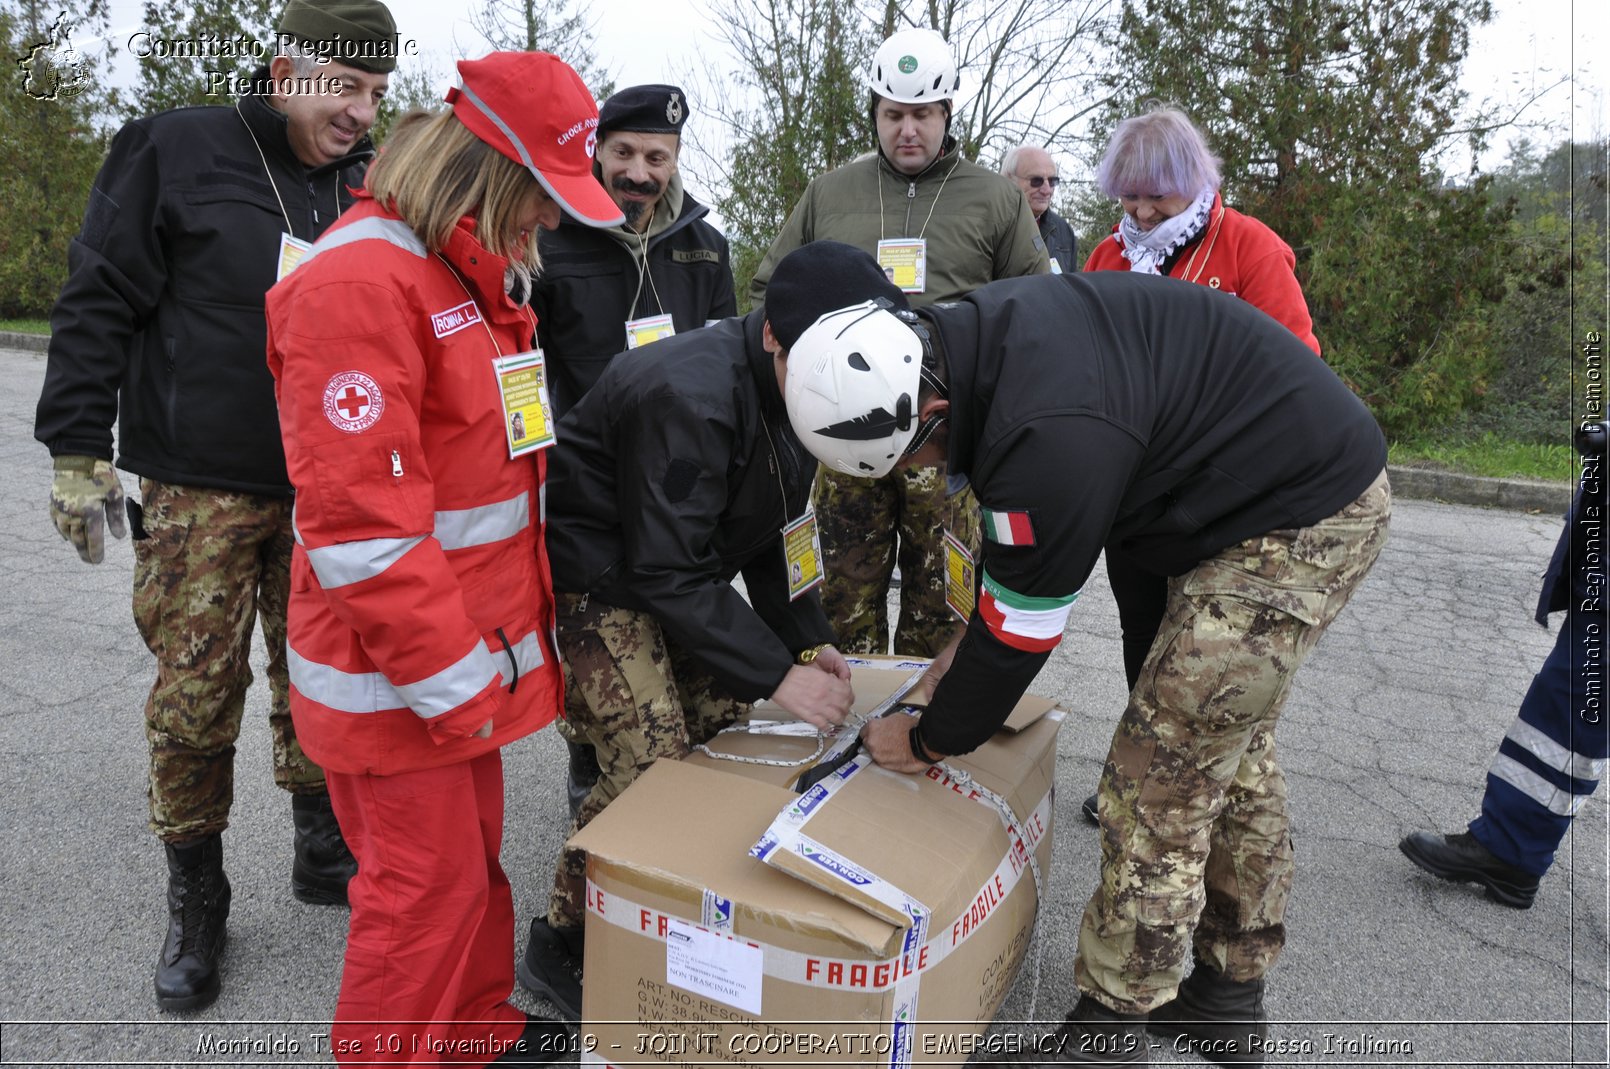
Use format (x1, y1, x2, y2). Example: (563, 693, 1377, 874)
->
(266, 198, 561, 775)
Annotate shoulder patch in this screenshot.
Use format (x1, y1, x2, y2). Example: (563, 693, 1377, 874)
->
(81, 187, 117, 252)
(663, 458, 701, 502)
(671, 248, 721, 264)
(323, 371, 385, 433)
(981, 508, 1035, 547)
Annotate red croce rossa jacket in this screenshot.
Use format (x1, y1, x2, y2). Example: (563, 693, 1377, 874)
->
(1084, 192, 1322, 357)
(266, 194, 561, 776)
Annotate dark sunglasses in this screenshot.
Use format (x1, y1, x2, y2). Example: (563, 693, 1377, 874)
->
(1025, 175, 1060, 189)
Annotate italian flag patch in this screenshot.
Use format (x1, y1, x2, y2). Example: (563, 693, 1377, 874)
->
(978, 569, 1079, 653)
(981, 508, 1035, 546)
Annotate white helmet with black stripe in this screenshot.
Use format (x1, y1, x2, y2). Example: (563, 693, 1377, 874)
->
(784, 302, 944, 478)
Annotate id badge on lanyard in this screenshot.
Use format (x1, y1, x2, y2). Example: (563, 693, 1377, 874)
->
(943, 528, 976, 622)
(625, 313, 676, 349)
(494, 349, 557, 458)
(782, 508, 825, 601)
(876, 238, 927, 295)
(276, 233, 312, 282)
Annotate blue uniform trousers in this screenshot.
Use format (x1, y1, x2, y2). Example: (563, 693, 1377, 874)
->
(1470, 608, 1608, 876)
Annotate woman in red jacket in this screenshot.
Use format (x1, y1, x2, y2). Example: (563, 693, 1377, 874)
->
(1085, 105, 1321, 355)
(1081, 106, 1327, 854)
(266, 52, 623, 1067)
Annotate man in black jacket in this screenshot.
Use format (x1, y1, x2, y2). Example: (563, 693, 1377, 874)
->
(33, 0, 397, 1012)
(516, 247, 900, 1022)
(530, 83, 738, 818)
(776, 244, 1391, 1066)
(532, 83, 737, 418)
(1002, 144, 1079, 273)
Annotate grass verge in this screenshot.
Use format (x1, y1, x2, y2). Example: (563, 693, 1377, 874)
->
(1388, 431, 1574, 483)
(0, 318, 49, 335)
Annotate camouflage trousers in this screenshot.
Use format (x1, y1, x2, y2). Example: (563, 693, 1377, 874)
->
(133, 481, 326, 843)
(1076, 470, 1392, 1013)
(548, 594, 748, 928)
(815, 464, 978, 657)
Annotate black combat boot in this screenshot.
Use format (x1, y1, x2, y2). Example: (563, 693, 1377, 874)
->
(565, 741, 600, 820)
(517, 919, 583, 1021)
(1399, 830, 1539, 908)
(291, 791, 357, 906)
(154, 835, 231, 1011)
(992, 995, 1151, 1066)
(1148, 959, 1267, 1065)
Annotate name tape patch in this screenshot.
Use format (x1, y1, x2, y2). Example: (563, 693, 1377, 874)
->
(431, 300, 483, 338)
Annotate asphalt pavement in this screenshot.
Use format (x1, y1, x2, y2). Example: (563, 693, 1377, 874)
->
(0, 342, 1604, 1068)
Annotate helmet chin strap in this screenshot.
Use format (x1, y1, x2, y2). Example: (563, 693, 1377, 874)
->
(900, 412, 946, 459)
(898, 318, 948, 460)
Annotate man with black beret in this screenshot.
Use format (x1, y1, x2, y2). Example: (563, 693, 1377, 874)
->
(532, 83, 737, 418)
(35, 0, 397, 1012)
(528, 83, 738, 822)
(516, 242, 901, 1021)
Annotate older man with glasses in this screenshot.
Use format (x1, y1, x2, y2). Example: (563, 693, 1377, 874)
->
(1003, 144, 1079, 273)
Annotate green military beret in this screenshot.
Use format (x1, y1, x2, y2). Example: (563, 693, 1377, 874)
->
(278, 0, 399, 74)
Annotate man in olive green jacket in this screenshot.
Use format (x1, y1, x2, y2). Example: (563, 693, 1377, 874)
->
(749, 26, 1048, 658)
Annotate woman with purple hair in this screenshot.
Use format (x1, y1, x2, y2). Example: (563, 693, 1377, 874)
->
(1085, 105, 1319, 354)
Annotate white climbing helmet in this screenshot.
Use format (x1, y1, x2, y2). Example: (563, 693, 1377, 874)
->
(784, 301, 927, 478)
(866, 28, 960, 105)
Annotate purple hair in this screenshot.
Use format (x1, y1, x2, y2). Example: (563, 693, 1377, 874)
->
(1095, 106, 1222, 199)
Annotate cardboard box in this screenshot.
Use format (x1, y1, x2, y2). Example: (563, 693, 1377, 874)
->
(569, 658, 1063, 1068)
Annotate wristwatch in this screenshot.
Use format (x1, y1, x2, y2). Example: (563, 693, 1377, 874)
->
(796, 643, 831, 665)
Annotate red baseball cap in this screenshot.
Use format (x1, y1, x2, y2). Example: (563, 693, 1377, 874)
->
(445, 52, 625, 228)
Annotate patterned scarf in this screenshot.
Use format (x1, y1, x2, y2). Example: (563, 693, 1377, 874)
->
(1116, 186, 1217, 274)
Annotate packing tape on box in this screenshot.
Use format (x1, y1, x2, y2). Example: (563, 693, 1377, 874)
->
(927, 760, 1052, 1022)
(583, 785, 1052, 1058)
(752, 747, 1049, 950)
(750, 733, 1054, 1033)
(748, 751, 929, 1067)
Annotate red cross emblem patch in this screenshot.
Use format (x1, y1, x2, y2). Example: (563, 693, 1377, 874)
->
(322, 371, 385, 433)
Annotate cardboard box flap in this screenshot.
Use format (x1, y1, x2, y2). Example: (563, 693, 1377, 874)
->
(999, 691, 1059, 732)
(568, 759, 897, 955)
(751, 752, 1015, 933)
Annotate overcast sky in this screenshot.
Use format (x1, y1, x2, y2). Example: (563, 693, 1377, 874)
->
(79, 0, 1610, 188)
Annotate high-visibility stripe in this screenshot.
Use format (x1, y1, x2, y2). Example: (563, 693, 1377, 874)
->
(304, 536, 423, 590)
(295, 494, 530, 585)
(1489, 754, 1589, 817)
(1505, 719, 1607, 781)
(435, 492, 529, 550)
(980, 509, 1034, 547)
(977, 570, 1077, 653)
(289, 629, 545, 717)
(300, 215, 426, 266)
